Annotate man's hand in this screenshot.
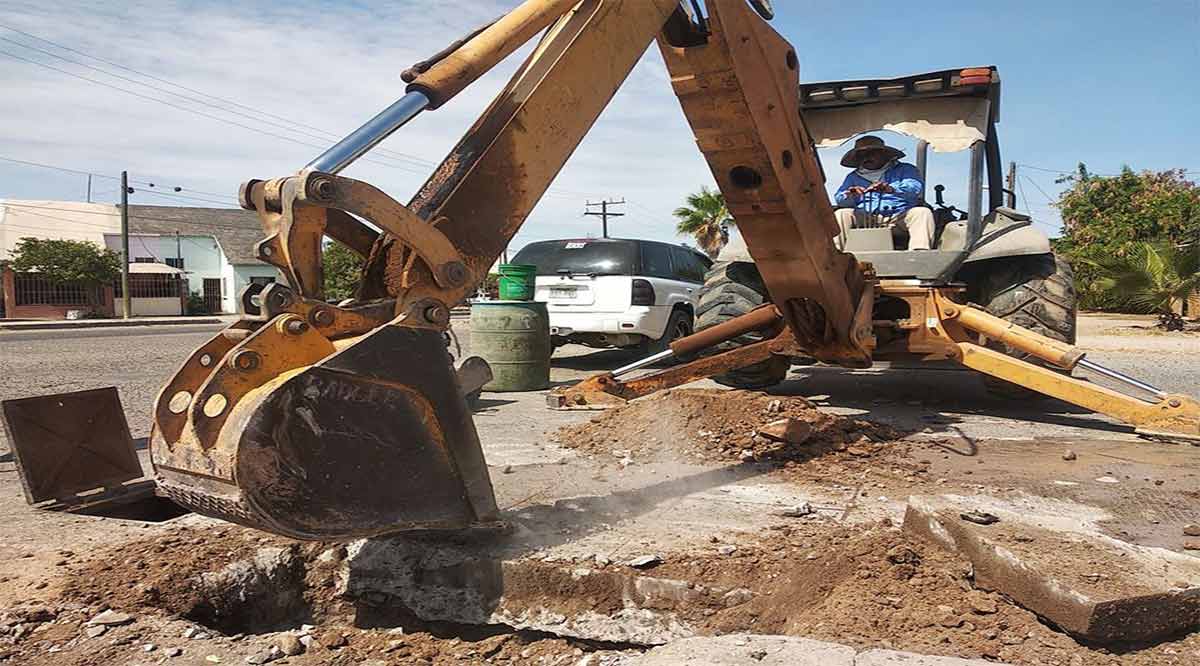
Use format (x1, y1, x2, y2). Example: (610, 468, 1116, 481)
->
(866, 181, 894, 193)
(845, 186, 866, 197)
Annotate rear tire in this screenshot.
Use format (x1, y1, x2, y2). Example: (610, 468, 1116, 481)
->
(640, 307, 694, 362)
(695, 261, 789, 389)
(967, 253, 1077, 399)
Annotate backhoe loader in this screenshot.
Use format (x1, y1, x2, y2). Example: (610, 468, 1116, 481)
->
(149, 0, 1200, 541)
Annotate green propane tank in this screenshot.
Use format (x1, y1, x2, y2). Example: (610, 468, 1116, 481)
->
(469, 301, 550, 391)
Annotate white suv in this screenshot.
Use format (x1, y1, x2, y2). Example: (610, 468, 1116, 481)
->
(510, 238, 712, 352)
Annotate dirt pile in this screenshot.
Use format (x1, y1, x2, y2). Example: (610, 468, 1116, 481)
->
(56, 525, 315, 628)
(0, 527, 616, 665)
(652, 521, 1200, 665)
(555, 388, 909, 473)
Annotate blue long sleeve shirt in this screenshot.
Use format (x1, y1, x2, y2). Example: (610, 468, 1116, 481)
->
(834, 162, 924, 215)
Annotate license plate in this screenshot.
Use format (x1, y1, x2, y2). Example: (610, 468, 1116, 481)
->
(550, 287, 577, 299)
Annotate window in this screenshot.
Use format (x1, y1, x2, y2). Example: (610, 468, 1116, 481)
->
(511, 239, 638, 276)
(165, 257, 185, 270)
(249, 276, 275, 286)
(134, 257, 155, 263)
(670, 247, 707, 283)
(639, 242, 674, 280)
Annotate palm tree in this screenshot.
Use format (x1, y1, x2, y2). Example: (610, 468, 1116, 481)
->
(674, 187, 734, 259)
(1091, 241, 1200, 326)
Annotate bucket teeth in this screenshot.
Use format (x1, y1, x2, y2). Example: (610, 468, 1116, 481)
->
(150, 320, 499, 540)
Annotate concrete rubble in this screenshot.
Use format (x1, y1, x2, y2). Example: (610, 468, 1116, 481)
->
(903, 493, 1200, 643)
(343, 537, 703, 645)
(604, 634, 1003, 665)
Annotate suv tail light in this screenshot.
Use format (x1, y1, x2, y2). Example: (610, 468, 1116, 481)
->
(631, 279, 655, 306)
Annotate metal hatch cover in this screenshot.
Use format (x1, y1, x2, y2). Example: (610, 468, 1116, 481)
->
(1, 387, 143, 506)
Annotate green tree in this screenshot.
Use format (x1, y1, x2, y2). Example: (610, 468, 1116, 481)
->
(673, 187, 733, 259)
(322, 241, 363, 302)
(6, 237, 121, 306)
(1088, 241, 1199, 318)
(1053, 164, 1200, 309)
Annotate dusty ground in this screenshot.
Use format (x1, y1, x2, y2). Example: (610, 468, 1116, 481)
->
(0, 314, 1197, 665)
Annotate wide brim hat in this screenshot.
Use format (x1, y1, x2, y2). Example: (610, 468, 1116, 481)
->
(840, 135, 905, 168)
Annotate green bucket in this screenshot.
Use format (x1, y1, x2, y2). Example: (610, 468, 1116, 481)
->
(497, 263, 537, 301)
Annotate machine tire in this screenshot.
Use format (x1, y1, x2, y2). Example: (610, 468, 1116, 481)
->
(640, 307, 695, 362)
(969, 253, 1077, 399)
(695, 261, 789, 389)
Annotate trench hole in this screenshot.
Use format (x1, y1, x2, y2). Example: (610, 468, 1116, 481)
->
(782, 150, 793, 169)
(180, 545, 314, 635)
(785, 50, 798, 70)
(70, 495, 190, 523)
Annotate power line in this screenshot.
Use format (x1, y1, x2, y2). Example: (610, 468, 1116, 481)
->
(0, 24, 437, 170)
(1020, 175, 1057, 206)
(0, 48, 432, 176)
(0, 154, 241, 204)
(1019, 163, 1200, 178)
(0, 28, 606, 200)
(1015, 173, 1030, 214)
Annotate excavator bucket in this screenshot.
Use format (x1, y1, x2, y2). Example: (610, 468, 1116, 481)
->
(149, 0, 684, 539)
(151, 317, 499, 540)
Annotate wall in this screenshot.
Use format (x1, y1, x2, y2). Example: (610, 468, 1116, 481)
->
(103, 233, 223, 304)
(2, 268, 115, 319)
(114, 297, 182, 317)
(229, 264, 280, 313)
(1, 202, 120, 261)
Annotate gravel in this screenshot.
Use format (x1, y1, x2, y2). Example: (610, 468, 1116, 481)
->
(0, 326, 218, 448)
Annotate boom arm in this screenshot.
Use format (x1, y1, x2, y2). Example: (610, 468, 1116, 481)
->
(153, 0, 880, 540)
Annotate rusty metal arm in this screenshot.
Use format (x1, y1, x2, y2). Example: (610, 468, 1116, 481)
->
(936, 296, 1200, 440)
(550, 305, 790, 408)
(657, 0, 874, 368)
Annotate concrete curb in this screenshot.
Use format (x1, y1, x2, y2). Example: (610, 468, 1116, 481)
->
(0, 317, 224, 331)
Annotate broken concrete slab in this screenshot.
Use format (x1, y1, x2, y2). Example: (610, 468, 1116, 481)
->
(855, 649, 998, 665)
(622, 634, 855, 665)
(607, 635, 1005, 665)
(756, 418, 812, 445)
(903, 493, 1200, 643)
(338, 458, 859, 645)
(344, 537, 711, 645)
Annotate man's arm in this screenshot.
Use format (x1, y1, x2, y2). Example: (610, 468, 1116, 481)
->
(889, 163, 924, 204)
(835, 172, 864, 207)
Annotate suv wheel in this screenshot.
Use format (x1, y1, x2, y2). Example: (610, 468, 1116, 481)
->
(694, 261, 789, 389)
(967, 253, 1077, 400)
(641, 307, 694, 360)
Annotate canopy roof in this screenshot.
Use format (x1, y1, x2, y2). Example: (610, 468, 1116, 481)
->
(800, 67, 999, 153)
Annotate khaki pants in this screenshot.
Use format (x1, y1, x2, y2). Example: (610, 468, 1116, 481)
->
(835, 207, 935, 250)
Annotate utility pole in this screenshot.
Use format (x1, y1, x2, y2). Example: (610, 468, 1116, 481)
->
(86, 173, 92, 203)
(120, 171, 131, 319)
(1006, 162, 1017, 209)
(584, 198, 625, 238)
(175, 230, 182, 268)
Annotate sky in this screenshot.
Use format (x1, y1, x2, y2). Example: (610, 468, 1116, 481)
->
(1, 0, 1198, 254)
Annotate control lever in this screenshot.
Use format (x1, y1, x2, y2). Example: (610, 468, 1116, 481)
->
(934, 184, 946, 206)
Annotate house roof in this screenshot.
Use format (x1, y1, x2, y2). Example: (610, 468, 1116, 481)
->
(0, 201, 266, 266)
(127, 205, 263, 265)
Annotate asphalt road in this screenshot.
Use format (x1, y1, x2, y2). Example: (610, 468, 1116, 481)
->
(1, 323, 1196, 453)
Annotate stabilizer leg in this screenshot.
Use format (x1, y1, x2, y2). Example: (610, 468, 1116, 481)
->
(940, 298, 1200, 441)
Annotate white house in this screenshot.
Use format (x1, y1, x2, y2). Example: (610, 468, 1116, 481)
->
(0, 200, 278, 317)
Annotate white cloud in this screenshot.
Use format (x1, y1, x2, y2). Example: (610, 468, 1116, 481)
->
(0, 0, 715, 253)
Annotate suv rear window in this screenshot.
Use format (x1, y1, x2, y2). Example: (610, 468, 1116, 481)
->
(512, 240, 637, 276)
